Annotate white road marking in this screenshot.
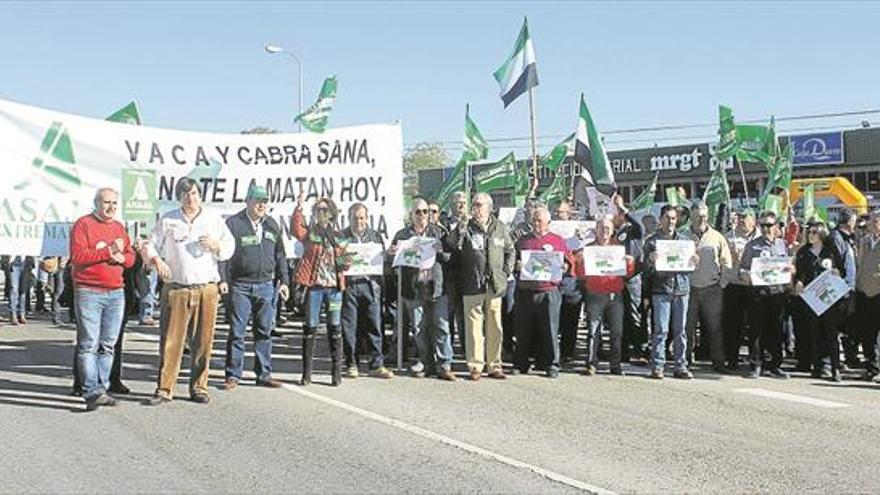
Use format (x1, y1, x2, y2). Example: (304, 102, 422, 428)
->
(121, 363, 154, 370)
(734, 388, 851, 409)
(127, 332, 160, 342)
(281, 383, 615, 495)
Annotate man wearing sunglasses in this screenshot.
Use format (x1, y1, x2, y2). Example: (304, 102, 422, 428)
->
(389, 198, 456, 381)
(739, 211, 792, 379)
(219, 185, 289, 391)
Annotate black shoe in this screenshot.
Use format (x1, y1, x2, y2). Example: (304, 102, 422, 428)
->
(725, 361, 738, 372)
(191, 392, 210, 404)
(831, 370, 843, 383)
(609, 367, 625, 376)
(545, 368, 559, 379)
(713, 365, 728, 374)
(673, 370, 694, 380)
(767, 368, 789, 379)
(145, 393, 171, 406)
(109, 382, 130, 395)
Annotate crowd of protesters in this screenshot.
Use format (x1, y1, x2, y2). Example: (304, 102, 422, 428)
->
(2, 180, 879, 411)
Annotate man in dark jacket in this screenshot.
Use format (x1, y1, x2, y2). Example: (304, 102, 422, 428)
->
(643, 204, 697, 379)
(446, 192, 514, 380)
(389, 198, 456, 381)
(219, 185, 289, 390)
(341, 202, 393, 379)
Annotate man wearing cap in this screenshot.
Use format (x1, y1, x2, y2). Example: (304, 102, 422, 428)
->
(219, 185, 290, 390)
(722, 208, 759, 370)
(144, 177, 235, 405)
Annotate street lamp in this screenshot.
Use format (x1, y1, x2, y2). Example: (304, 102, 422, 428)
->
(264, 43, 304, 132)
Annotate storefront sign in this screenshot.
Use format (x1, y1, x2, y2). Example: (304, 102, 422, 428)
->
(790, 132, 844, 166)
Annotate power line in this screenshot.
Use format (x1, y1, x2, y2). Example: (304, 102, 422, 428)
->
(405, 108, 880, 149)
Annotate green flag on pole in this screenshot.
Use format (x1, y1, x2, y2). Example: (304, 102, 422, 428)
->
(666, 186, 686, 207)
(295, 76, 337, 133)
(106, 101, 142, 125)
(435, 105, 488, 208)
(703, 164, 730, 225)
(802, 183, 816, 222)
(542, 133, 574, 173)
(717, 105, 738, 161)
(630, 172, 659, 210)
(734, 124, 772, 163)
(474, 153, 526, 194)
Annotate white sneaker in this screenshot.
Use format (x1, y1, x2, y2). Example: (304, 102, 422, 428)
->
(346, 365, 359, 379)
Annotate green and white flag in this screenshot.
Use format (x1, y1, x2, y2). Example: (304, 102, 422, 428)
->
(703, 164, 730, 225)
(760, 141, 793, 204)
(474, 152, 526, 195)
(106, 101, 142, 125)
(295, 75, 337, 133)
(802, 183, 816, 222)
(735, 124, 773, 164)
(436, 105, 488, 207)
(542, 133, 574, 173)
(493, 17, 538, 108)
(630, 172, 659, 211)
(717, 105, 738, 162)
(574, 94, 615, 196)
(665, 186, 687, 207)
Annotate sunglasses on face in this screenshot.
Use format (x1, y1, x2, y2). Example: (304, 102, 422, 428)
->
(414, 209, 429, 215)
(760, 223, 775, 228)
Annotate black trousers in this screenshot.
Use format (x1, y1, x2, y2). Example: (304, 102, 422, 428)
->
(622, 275, 646, 361)
(723, 284, 750, 365)
(686, 284, 725, 367)
(746, 291, 786, 371)
(856, 291, 880, 372)
(514, 288, 561, 372)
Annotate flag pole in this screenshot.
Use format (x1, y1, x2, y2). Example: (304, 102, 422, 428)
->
(735, 158, 750, 202)
(528, 87, 539, 197)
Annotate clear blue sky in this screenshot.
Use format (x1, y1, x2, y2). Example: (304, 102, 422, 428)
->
(2, 1, 878, 157)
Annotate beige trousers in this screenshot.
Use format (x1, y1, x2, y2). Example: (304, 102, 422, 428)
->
(462, 292, 504, 372)
(156, 283, 219, 398)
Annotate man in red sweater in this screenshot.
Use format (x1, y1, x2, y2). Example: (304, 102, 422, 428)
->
(513, 206, 569, 378)
(69, 187, 135, 411)
(576, 215, 636, 376)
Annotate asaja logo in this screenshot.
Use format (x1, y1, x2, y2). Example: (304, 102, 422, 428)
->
(130, 174, 151, 202)
(15, 121, 83, 194)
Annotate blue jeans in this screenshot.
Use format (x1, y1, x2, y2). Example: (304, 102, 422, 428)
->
(651, 293, 689, 372)
(401, 295, 452, 373)
(305, 287, 342, 329)
(8, 262, 26, 318)
(225, 281, 276, 382)
(136, 269, 158, 322)
(341, 279, 384, 369)
(75, 287, 125, 400)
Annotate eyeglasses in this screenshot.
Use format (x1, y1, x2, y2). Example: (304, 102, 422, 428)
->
(760, 223, 775, 228)
(314, 206, 328, 212)
(414, 209, 429, 215)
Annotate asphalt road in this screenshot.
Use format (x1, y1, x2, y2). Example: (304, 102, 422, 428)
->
(1, 316, 879, 494)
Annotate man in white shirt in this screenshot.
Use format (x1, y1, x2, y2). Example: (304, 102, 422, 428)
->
(144, 177, 235, 405)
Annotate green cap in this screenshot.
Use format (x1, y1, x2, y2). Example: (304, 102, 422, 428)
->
(246, 184, 269, 201)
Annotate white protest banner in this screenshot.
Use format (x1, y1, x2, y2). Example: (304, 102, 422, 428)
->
(550, 220, 596, 251)
(582, 245, 627, 276)
(392, 236, 436, 269)
(800, 270, 850, 316)
(343, 242, 385, 276)
(520, 250, 564, 282)
(749, 256, 793, 286)
(655, 239, 696, 272)
(0, 97, 403, 256)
